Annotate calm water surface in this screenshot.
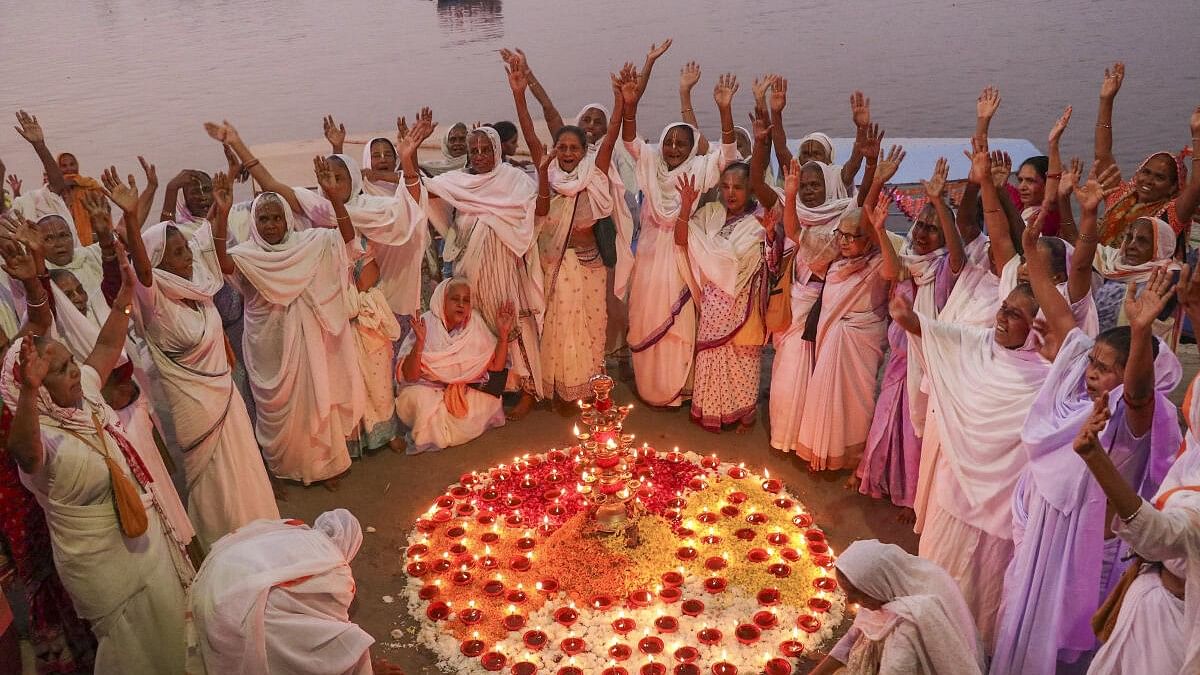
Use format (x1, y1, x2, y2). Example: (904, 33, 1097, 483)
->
(1, 0, 1197, 183)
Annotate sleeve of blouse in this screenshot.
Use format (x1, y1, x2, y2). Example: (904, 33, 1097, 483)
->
(1114, 497, 1200, 563)
(828, 626, 861, 663)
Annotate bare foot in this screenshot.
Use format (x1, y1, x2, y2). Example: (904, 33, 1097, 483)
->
(735, 420, 755, 434)
(897, 508, 916, 524)
(843, 474, 860, 491)
(388, 436, 407, 454)
(506, 392, 536, 421)
(323, 477, 341, 492)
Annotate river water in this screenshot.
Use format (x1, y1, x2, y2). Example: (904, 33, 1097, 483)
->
(1, 0, 1197, 185)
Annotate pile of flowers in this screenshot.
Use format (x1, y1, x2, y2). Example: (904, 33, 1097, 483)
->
(401, 448, 846, 674)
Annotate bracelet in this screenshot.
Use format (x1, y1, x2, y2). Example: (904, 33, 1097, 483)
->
(37, 272, 49, 280)
(159, 211, 173, 220)
(25, 296, 46, 308)
(1119, 502, 1143, 524)
(336, 214, 350, 221)
(1046, 172, 1062, 180)
(681, 107, 693, 113)
(538, 192, 551, 199)
(984, 208, 1002, 214)
(1079, 233, 1098, 243)
(213, 235, 227, 241)
(1095, 123, 1111, 129)
(404, 176, 421, 187)
(623, 116, 635, 121)
(122, 304, 132, 316)
(242, 158, 261, 171)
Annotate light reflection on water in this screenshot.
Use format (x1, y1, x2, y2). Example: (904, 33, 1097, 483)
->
(0, 0, 1196, 185)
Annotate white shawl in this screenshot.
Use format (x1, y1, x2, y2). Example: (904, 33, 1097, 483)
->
(837, 539, 984, 674)
(293, 153, 423, 248)
(398, 279, 496, 384)
(419, 123, 469, 176)
(359, 137, 399, 197)
(1094, 216, 1180, 284)
(684, 203, 765, 298)
(914, 315, 1051, 538)
(625, 126, 737, 350)
(191, 510, 372, 675)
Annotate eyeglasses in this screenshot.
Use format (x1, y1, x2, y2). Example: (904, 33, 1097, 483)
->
(832, 229, 867, 242)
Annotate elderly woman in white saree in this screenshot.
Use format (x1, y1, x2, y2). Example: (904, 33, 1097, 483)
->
(510, 63, 625, 403)
(675, 162, 767, 431)
(190, 509, 405, 675)
(401, 114, 543, 420)
(396, 278, 511, 453)
(811, 539, 984, 674)
(119, 171, 279, 551)
(200, 128, 366, 486)
(755, 118, 865, 452)
(791, 148, 900, 472)
(4, 252, 196, 674)
(616, 64, 740, 407)
(889, 210, 1071, 650)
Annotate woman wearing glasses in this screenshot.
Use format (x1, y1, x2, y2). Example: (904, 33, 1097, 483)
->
(791, 147, 904, 473)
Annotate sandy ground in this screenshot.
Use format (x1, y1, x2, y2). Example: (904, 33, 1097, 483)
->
(279, 349, 1199, 674)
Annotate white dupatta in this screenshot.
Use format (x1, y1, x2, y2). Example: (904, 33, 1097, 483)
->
(398, 279, 497, 385)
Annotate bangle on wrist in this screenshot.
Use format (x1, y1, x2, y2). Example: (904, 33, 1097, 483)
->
(25, 296, 46, 308)
(1095, 123, 1112, 129)
(1119, 502, 1144, 524)
(242, 158, 261, 171)
(681, 107, 693, 113)
(1046, 172, 1062, 180)
(538, 192, 551, 199)
(404, 176, 420, 187)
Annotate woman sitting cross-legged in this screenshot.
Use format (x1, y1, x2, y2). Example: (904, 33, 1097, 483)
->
(396, 278, 512, 454)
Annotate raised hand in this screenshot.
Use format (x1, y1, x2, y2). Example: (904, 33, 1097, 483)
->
(869, 192, 892, 233)
(888, 293, 916, 324)
(989, 150, 1012, 189)
(1049, 105, 1072, 146)
(1021, 205, 1048, 256)
(0, 236, 37, 281)
(857, 123, 883, 162)
(13, 110, 45, 144)
(136, 157, 158, 193)
(1073, 393, 1111, 458)
(675, 173, 701, 208)
(1059, 157, 1084, 199)
(506, 62, 529, 93)
(875, 145, 907, 184)
(17, 337, 48, 391)
(81, 189, 112, 225)
(783, 158, 801, 196)
(965, 136, 991, 185)
(1124, 265, 1175, 331)
(323, 115, 347, 148)
(1093, 161, 1122, 196)
(923, 157, 949, 200)
(409, 315, 427, 345)
(203, 120, 242, 146)
(495, 301, 517, 340)
(680, 61, 701, 92)
(223, 143, 246, 182)
(313, 155, 339, 200)
(768, 75, 787, 115)
(100, 166, 139, 213)
(6, 174, 21, 197)
(713, 73, 739, 109)
(976, 86, 1001, 121)
(0, 212, 42, 257)
(1099, 62, 1125, 100)
(750, 108, 772, 144)
(617, 64, 640, 107)
(395, 116, 409, 146)
(212, 171, 233, 214)
(751, 75, 771, 109)
(850, 91, 871, 128)
(1190, 104, 1200, 139)
(646, 39, 673, 63)
(1075, 176, 1105, 212)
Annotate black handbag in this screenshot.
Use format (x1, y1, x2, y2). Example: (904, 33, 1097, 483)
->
(593, 215, 618, 268)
